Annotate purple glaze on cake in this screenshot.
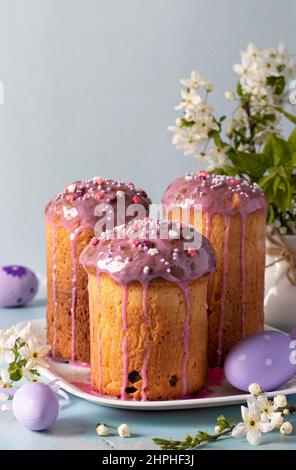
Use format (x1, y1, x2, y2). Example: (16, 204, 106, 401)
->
(46, 177, 151, 231)
(46, 177, 151, 361)
(80, 219, 216, 400)
(162, 171, 267, 218)
(80, 219, 216, 285)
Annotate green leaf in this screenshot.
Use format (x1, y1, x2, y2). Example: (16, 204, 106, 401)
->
(179, 119, 195, 127)
(275, 107, 296, 125)
(227, 149, 269, 179)
(208, 130, 225, 147)
(288, 128, 296, 150)
(263, 134, 291, 166)
(236, 81, 243, 97)
(267, 205, 275, 224)
(273, 174, 281, 194)
(277, 64, 286, 73)
(266, 75, 285, 95)
(211, 166, 239, 177)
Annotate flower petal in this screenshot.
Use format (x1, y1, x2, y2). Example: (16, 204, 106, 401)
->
(232, 423, 247, 438)
(241, 405, 249, 421)
(4, 350, 14, 364)
(246, 429, 262, 446)
(259, 421, 275, 433)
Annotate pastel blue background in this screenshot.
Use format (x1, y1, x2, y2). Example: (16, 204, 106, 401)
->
(1, 0, 296, 273)
(1, 0, 296, 451)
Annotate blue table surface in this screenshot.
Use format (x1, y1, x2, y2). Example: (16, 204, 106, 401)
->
(0, 296, 295, 451)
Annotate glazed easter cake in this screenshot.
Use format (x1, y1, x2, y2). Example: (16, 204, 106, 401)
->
(162, 171, 267, 366)
(46, 178, 150, 363)
(80, 219, 216, 400)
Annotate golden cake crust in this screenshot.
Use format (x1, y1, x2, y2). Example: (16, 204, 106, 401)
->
(46, 224, 92, 362)
(89, 273, 209, 400)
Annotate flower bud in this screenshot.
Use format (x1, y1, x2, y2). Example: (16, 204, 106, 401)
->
(274, 394, 287, 409)
(280, 421, 293, 435)
(118, 423, 130, 437)
(96, 423, 109, 436)
(248, 383, 262, 396)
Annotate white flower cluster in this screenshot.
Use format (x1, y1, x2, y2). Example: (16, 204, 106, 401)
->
(168, 71, 226, 163)
(0, 322, 50, 399)
(232, 383, 293, 446)
(233, 42, 296, 104)
(169, 42, 296, 166)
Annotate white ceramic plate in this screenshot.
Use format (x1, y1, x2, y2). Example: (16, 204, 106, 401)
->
(27, 319, 296, 410)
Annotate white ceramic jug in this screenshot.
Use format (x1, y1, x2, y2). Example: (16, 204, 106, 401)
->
(264, 235, 296, 332)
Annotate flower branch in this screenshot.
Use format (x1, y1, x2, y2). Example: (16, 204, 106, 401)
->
(169, 42, 296, 231)
(153, 384, 295, 449)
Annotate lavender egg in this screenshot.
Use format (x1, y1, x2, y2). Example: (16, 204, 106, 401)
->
(12, 383, 59, 431)
(0, 265, 38, 307)
(224, 331, 296, 392)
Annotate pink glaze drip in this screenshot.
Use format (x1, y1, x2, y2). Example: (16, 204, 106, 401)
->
(88, 278, 94, 387)
(96, 272, 102, 393)
(70, 226, 86, 360)
(240, 216, 247, 338)
(121, 284, 129, 400)
(51, 227, 58, 357)
(205, 212, 212, 240)
(68, 360, 90, 368)
(180, 283, 191, 397)
(140, 283, 150, 401)
(216, 216, 230, 366)
(70, 234, 77, 360)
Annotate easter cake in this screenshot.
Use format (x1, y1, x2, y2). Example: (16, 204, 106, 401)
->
(162, 171, 267, 366)
(80, 219, 216, 400)
(45, 178, 150, 363)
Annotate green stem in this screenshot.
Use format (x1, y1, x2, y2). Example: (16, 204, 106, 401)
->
(153, 426, 234, 450)
(242, 99, 256, 152)
(274, 106, 296, 125)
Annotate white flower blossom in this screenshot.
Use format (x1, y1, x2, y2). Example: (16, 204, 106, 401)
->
(257, 394, 279, 421)
(205, 147, 232, 170)
(118, 423, 130, 437)
(22, 338, 50, 370)
(232, 397, 274, 446)
(175, 88, 201, 110)
(21, 367, 38, 382)
(225, 91, 235, 101)
(180, 71, 207, 89)
(0, 369, 12, 401)
(205, 81, 214, 92)
(234, 42, 296, 110)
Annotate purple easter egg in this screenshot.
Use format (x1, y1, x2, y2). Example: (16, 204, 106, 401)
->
(224, 331, 296, 392)
(12, 382, 59, 431)
(0, 265, 38, 307)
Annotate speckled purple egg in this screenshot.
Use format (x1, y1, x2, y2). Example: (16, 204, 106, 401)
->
(224, 331, 296, 392)
(0, 265, 38, 307)
(12, 382, 59, 431)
